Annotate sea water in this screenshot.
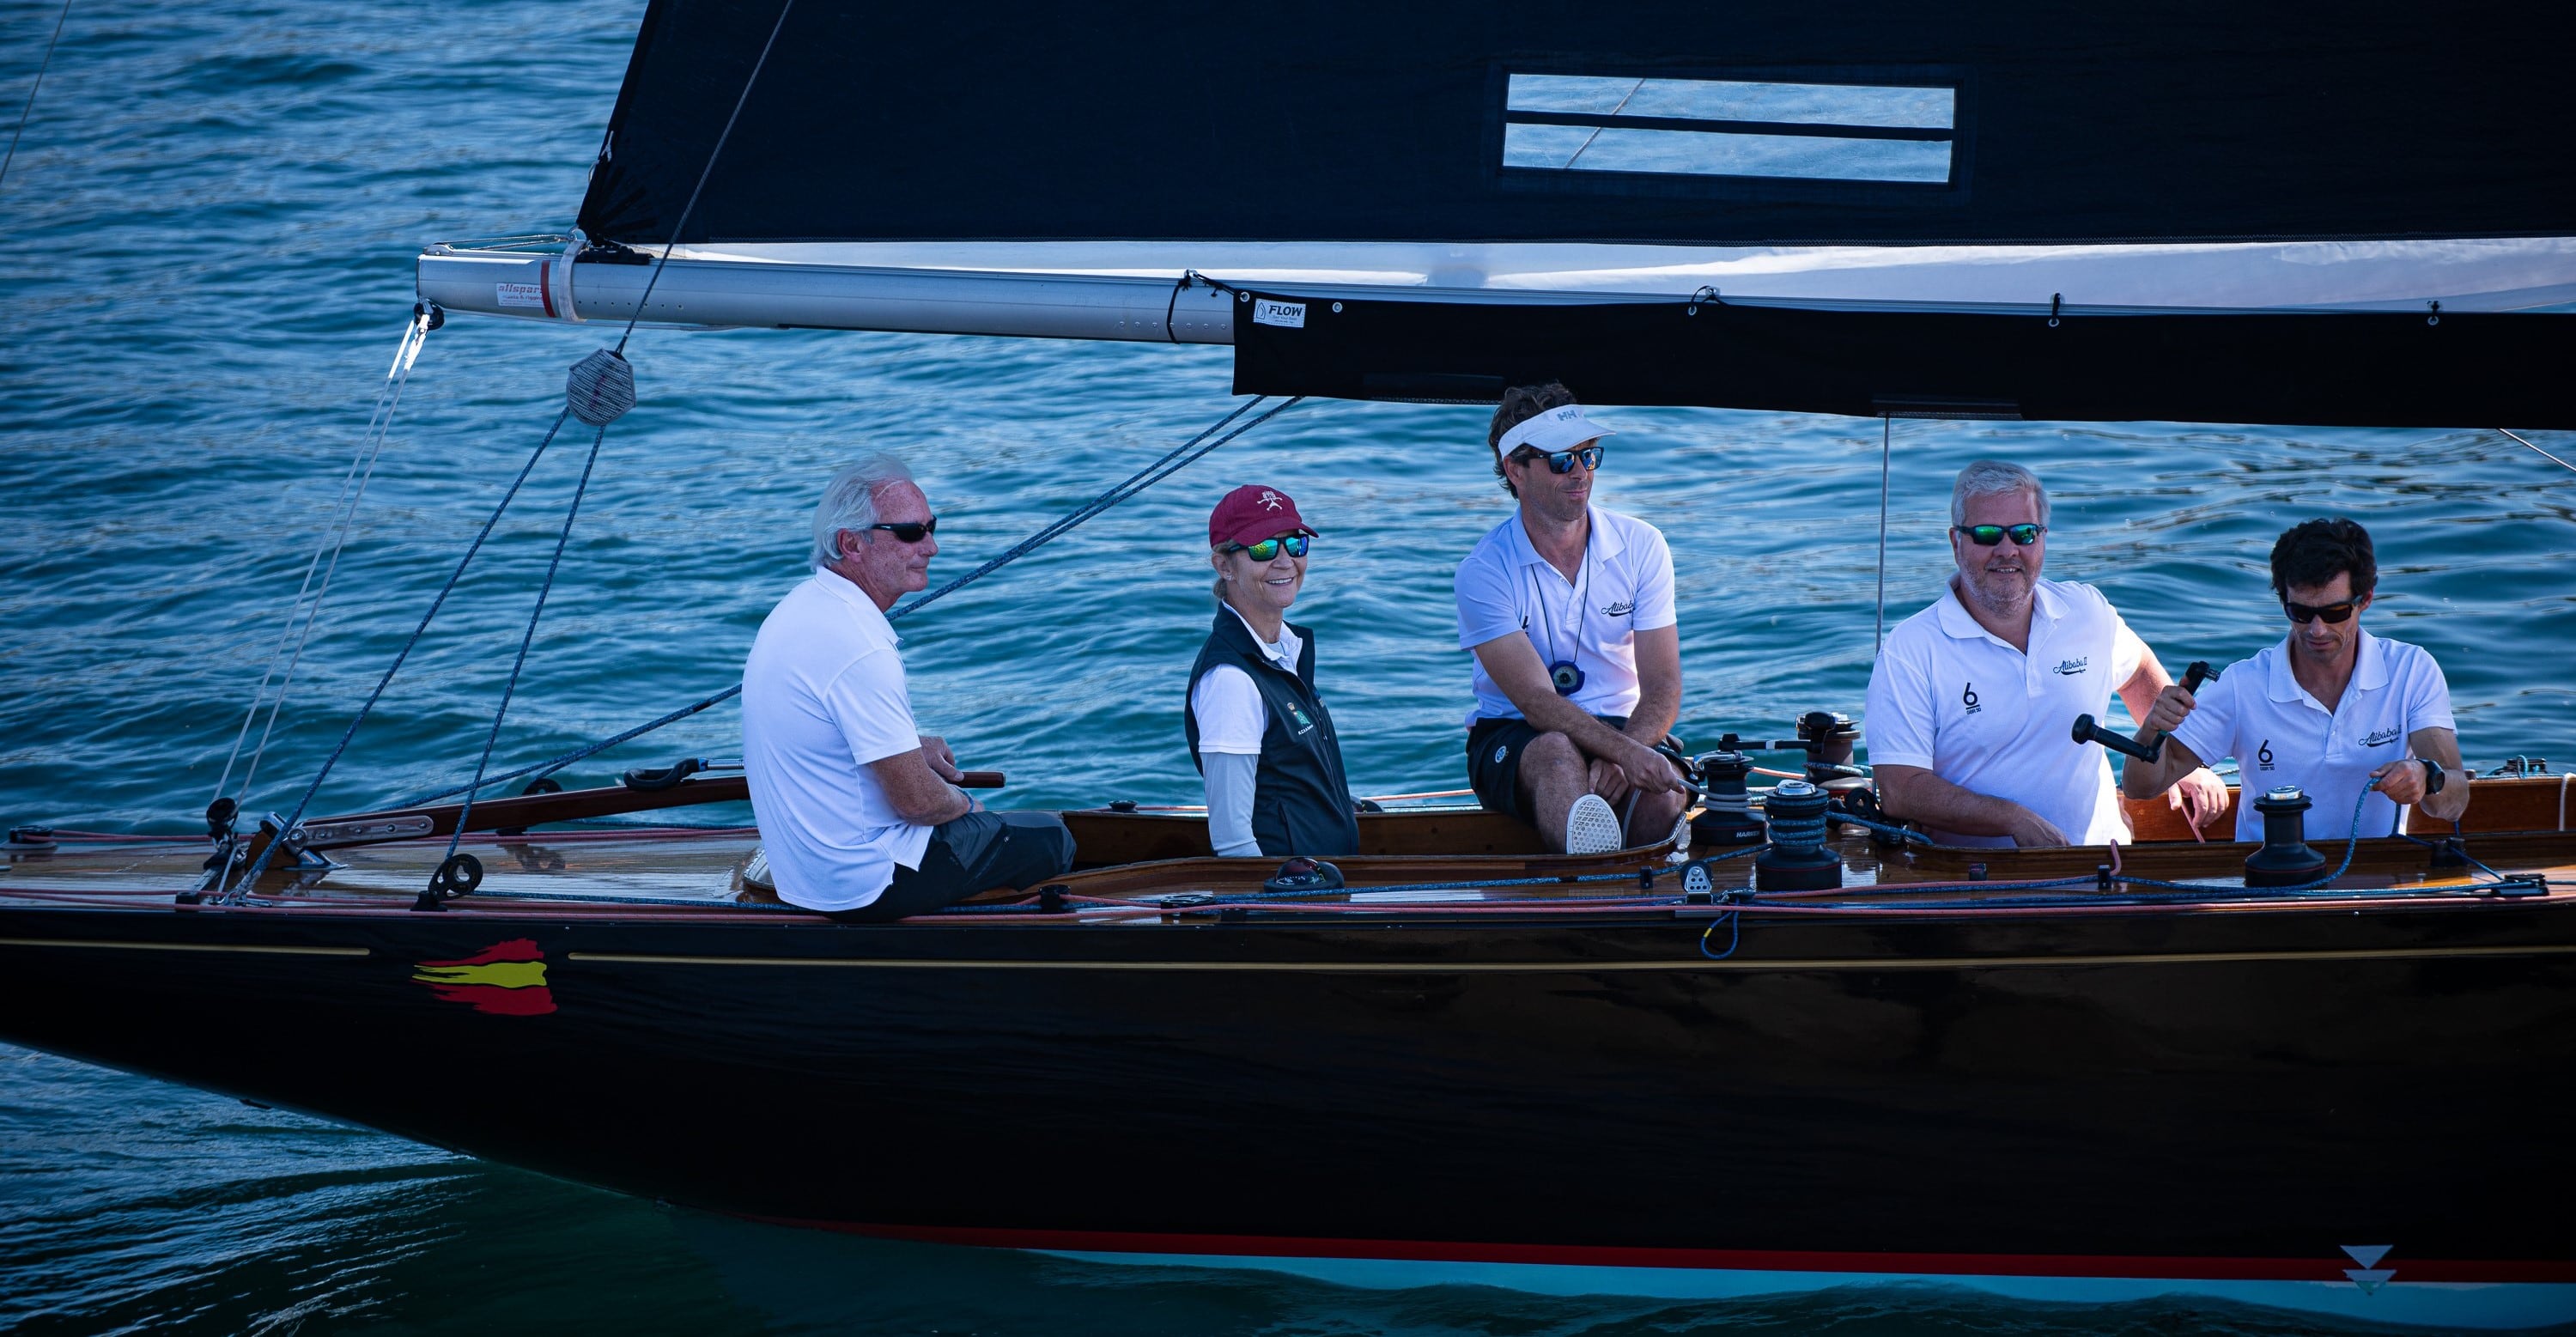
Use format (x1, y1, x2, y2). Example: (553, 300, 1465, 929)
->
(2, 0, 2573, 1330)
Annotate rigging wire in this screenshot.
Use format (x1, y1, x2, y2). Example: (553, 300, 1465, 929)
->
(220, 409, 576, 900)
(611, 0, 798, 354)
(2499, 428, 2576, 477)
(211, 309, 434, 813)
(0, 0, 71, 196)
(435, 422, 609, 878)
(1874, 413, 1892, 655)
(398, 395, 1306, 807)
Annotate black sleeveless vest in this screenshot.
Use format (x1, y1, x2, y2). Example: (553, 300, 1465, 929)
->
(1183, 609, 1361, 859)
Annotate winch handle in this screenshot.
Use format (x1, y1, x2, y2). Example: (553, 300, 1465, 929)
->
(2070, 660, 2221, 764)
(2070, 714, 2156, 762)
(957, 771, 1006, 789)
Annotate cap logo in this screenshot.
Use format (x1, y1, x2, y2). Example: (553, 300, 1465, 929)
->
(1259, 489, 1283, 511)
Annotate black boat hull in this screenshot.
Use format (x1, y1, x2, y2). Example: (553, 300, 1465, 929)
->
(3, 898, 2571, 1328)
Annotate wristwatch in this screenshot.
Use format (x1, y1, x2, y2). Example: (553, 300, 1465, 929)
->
(2420, 758, 2446, 795)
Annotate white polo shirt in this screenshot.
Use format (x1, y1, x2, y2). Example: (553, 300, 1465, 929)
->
(2169, 629, 2456, 842)
(1454, 506, 1676, 725)
(1865, 578, 2146, 847)
(740, 570, 935, 911)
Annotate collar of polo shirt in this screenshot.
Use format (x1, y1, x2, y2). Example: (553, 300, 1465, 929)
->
(1510, 503, 1625, 567)
(1934, 576, 2066, 645)
(2268, 625, 2387, 704)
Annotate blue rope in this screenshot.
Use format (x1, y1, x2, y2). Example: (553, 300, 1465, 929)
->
(1698, 913, 1740, 960)
(437, 422, 608, 872)
(221, 409, 573, 900)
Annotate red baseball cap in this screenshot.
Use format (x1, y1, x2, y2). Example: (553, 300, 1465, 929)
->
(1208, 484, 1320, 549)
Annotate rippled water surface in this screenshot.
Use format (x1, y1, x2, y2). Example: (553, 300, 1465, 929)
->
(3, 0, 2574, 1330)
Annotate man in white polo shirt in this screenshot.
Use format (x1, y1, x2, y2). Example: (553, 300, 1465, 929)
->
(1866, 459, 2225, 848)
(2123, 517, 2470, 839)
(1456, 382, 1687, 855)
(741, 455, 1075, 919)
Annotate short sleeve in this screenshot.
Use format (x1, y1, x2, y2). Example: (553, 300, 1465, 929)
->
(2166, 665, 2239, 768)
(2109, 609, 2147, 685)
(1190, 665, 1268, 755)
(822, 648, 921, 766)
(1455, 549, 1526, 651)
(1862, 635, 1940, 770)
(2402, 647, 2458, 735)
(1629, 525, 1678, 633)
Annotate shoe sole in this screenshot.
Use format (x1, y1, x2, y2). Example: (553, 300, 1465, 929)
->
(1564, 794, 1624, 855)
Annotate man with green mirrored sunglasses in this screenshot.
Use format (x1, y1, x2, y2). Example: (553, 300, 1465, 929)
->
(1867, 459, 2224, 848)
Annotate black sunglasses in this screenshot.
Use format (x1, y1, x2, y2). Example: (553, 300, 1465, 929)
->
(1224, 535, 1310, 562)
(1513, 444, 1606, 474)
(2284, 599, 2358, 624)
(867, 517, 938, 544)
(1953, 523, 2045, 547)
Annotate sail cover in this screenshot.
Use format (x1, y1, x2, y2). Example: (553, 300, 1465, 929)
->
(547, 0, 2576, 426)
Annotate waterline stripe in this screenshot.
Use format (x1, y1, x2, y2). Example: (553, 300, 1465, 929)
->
(572, 943, 2576, 973)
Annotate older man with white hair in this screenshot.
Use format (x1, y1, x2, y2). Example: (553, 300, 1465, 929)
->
(742, 455, 1074, 919)
(1864, 460, 2225, 848)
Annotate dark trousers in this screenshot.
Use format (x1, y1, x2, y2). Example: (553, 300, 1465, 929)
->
(826, 809, 1077, 923)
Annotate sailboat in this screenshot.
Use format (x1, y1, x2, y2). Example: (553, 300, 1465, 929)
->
(8, 1, 2576, 1328)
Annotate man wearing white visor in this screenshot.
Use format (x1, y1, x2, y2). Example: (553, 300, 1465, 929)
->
(1455, 382, 1688, 855)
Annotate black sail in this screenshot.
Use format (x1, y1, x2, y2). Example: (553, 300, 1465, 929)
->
(580, 1, 2574, 246)
(566, 0, 2576, 426)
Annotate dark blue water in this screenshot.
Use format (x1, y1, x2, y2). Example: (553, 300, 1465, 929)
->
(3, 0, 2573, 1329)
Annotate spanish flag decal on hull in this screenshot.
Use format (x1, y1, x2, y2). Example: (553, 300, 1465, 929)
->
(412, 939, 557, 1016)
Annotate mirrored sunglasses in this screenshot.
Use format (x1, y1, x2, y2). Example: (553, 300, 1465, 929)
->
(1226, 535, 1310, 562)
(1515, 444, 1605, 475)
(1953, 523, 2045, 547)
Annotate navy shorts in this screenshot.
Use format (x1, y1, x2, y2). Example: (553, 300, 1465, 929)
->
(1465, 714, 1629, 825)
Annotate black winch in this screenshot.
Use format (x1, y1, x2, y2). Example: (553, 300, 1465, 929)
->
(2243, 785, 2329, 887)
(1755, 779, 1844, 891)
(1687, 751, 1765, 846)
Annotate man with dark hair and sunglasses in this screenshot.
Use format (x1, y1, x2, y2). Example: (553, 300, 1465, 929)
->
(1455, 383, 1688, 856)
(2121, 517, 2470, 838)
(741, 456, 1075, 921)
(1868, 459, 2225, 847)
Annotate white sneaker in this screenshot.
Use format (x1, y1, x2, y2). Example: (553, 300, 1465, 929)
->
(1564, 793, 1623, 855)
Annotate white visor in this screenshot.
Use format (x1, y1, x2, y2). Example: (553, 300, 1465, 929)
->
(1497, 404, 1616, 456)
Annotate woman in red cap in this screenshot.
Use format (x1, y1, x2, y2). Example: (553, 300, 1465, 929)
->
(1183, 484, 1362, 860)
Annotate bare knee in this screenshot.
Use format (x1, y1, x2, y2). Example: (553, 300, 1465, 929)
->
(1522, 731, 1582, 778)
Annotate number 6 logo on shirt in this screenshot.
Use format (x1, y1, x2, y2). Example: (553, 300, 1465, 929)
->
(1962, 681, 1981, 714)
